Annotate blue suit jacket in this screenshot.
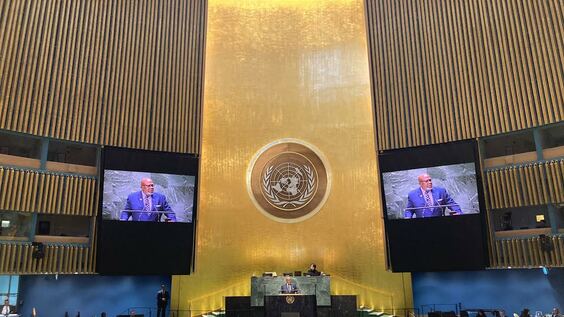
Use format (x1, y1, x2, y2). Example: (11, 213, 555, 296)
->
(121, 191, 175, 222)
(404, 186, 462, 218)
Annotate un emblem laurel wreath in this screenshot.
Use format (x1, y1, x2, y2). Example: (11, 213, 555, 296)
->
(262, 164, 315, 208)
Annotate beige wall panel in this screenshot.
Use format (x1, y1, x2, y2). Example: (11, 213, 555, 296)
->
(173, 0, 411, 314)
(365, 0, 564, 150)
(0, 0, 206, 154)
(0, 167, 97, 216)
(485, 160, 563, 211)
(0, 242, 94, 274)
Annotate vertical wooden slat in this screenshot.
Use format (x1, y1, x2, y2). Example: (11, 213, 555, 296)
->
(520, 165, 530, 205)
(62, 245, 69, 272)
(11, 169, 22, 210)
(0, 0, 25, 130)
(528, 238, 536, 267)
(557, 236, 564, 266)
(22, 244, 30, 272)
(74, 177, 83, 215)
(0, 244, 8, 272)
(75, 177, 83, 216)
(519, 239, 527, 267)
(21, 170, 31, 211)
(29, 172, 39, 211)
(0, 2, 18, 116)
(524, 165, 536, 205)
(536, 163, 549, 204)
(0, 168, 4, 209)
(15, 0, 39, 133)
(362, 0, 563, 150)
(68, 176, 77, 215)
(494, 169, 503, 209)
(0, 0, 205, 153)
(486, 171, 494, 209)
(3, 169, 15, 210)
(48, 173, 57, 213)
(84, 0, 102, 144)
(88, 178, 95, 216)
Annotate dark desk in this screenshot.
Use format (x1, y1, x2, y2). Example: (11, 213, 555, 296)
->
(251, 276, 331, 306)
(264, 295, 316, 317)
(226, 295, 357, 317)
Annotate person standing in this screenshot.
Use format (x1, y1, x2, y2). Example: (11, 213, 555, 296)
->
(157, 284, 170, 317)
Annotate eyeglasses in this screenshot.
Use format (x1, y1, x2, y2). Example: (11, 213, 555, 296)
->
(142, 184, 155, 187)
(420, 179, 432, 182)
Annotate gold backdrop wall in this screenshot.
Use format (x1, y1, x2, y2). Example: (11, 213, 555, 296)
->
(173, 0, 412, 314)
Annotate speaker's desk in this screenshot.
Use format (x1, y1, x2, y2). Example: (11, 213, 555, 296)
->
(265, 294, 316, 317)
(251, 276, 330, 306)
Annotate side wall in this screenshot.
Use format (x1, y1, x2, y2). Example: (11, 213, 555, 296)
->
(18, 274, 171, 317)
(0, 0, 206, 153)
(365, 0, 564, 150)
(413, 269, 564, 315)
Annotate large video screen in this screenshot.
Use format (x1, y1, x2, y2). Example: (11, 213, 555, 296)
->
(102, 171, 195, 223)
(97, 146, 198, 275)
(379, 140, 489, 272)
(382, 163, 480, 220)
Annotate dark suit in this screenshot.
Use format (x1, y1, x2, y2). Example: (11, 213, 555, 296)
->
(157, 289, 169, 317)
(121, 191, 175, 222)
(404, 186, 462, 218)
(306, 268, 321, 276)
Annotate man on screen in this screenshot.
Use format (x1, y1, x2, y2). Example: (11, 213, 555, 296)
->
(121, 178, 176, 222)
(404, 173, 462, 218)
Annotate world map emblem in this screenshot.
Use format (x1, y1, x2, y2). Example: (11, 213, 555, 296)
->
(247, 139, 331, 223)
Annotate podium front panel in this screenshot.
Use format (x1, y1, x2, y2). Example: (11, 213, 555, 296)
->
(251, 276, 330, 306)
(265, 295, 316, 317)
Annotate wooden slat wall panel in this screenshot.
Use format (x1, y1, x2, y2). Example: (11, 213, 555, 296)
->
(485, 159, 563, 209)
(0, 242, 94, 273)
(0, 167, 97, 215)
(365, 0, 564, 150)
(0, 0, 207, 154)
(491, 235, 564, 268)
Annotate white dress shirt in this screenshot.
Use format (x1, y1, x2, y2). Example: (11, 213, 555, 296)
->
(1, 304, 11, 315)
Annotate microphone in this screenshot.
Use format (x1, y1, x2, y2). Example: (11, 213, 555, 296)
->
(404, 203, 460, 210)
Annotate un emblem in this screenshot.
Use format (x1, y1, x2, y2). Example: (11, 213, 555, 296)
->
(247, 139, 331, 223)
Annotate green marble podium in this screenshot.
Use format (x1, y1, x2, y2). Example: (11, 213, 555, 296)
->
(251, 276, 331, 306)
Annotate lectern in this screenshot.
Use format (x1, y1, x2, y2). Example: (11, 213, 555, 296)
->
(264, 295, 316, 317)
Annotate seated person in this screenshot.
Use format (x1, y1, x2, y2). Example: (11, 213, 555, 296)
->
(1, 298, 13, 315)
(121, 178, 176, 222)
(280, 275, 299, 294)
(305, 263, 321, 276)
